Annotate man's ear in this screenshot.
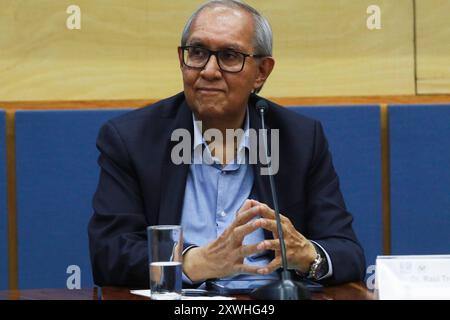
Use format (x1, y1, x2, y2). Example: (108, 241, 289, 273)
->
(254, 57, 275, 92)
(178, 47, 184, 69)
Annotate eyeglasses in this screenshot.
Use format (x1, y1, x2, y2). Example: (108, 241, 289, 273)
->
(179, 46, 266, 73)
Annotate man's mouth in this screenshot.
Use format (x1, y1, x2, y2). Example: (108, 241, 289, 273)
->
(197, 87, 224, 94)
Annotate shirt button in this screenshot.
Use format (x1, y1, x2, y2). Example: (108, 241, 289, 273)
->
(220, 211, 227, 217)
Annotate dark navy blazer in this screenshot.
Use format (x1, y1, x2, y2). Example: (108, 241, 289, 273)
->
(88, 92, 366, 287)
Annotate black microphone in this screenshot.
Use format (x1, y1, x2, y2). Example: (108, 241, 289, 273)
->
(250, 97, 310, 300)
(255, 99, 288, 276)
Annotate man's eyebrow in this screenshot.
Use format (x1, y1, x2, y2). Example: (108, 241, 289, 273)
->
(187, 39, 205, 46)
(224, 44, 246, 52)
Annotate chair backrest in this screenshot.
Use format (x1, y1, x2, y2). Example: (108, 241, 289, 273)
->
(15, 109, 131, 289)
(389, 104, 450, 255)
(290, 106, 383, 272)
(0, 110, 7, 289)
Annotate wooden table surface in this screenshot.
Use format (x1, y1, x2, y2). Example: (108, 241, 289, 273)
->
(0, 282, 376, 300)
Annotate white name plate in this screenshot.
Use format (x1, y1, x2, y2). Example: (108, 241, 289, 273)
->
(376, 255, 450, 300)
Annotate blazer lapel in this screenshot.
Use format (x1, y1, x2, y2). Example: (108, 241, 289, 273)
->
(158, 100, 193, 225)
(252, 166, 275, 242)
(248, 98, 275, 241)
(249, 96, 274, 206)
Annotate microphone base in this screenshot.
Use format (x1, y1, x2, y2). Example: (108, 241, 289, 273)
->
(250, 279, 311, 300)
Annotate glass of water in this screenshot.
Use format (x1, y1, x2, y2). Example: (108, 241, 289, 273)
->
(147, 225, 183, 300)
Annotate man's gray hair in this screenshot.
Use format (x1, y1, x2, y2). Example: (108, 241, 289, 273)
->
(181, 0, 273, 56)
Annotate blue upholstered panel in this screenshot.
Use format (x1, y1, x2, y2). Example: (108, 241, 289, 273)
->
(0, 111, 7, 289)
(15, 109, 131, 289)
(290, 106, 382, 271)
(390, 104, 450, 255)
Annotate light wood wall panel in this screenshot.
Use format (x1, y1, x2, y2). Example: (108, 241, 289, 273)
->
(0, 0, 415, 101)
(416, 0, 450, 94)
(0, 0, 201, 101)
(251, 0, 415, 97)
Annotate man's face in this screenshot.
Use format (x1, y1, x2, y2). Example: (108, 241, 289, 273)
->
(179, 7, 269, 123)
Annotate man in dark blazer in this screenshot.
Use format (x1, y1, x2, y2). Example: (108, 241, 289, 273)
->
(88, 0, 365, 288)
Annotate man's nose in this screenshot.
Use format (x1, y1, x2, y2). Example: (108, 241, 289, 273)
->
(200, 54, 222, 79)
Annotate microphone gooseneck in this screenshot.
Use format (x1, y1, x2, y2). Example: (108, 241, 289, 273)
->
(255, 100, 289, 281)
(250, 98, 311, 300)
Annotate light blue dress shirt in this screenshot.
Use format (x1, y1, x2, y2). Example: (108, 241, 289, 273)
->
(180, 109, 277, 285)
(180, 108, 332, 286)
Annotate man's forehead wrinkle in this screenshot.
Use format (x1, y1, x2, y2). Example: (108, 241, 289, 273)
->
(193, 13, 245, 32)
(188, 37, 245, 52)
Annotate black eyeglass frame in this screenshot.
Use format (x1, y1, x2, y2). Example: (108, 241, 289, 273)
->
(179, 45, 267, 73)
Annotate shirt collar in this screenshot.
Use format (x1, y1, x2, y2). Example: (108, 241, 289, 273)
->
(192, 107, 250, 165)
